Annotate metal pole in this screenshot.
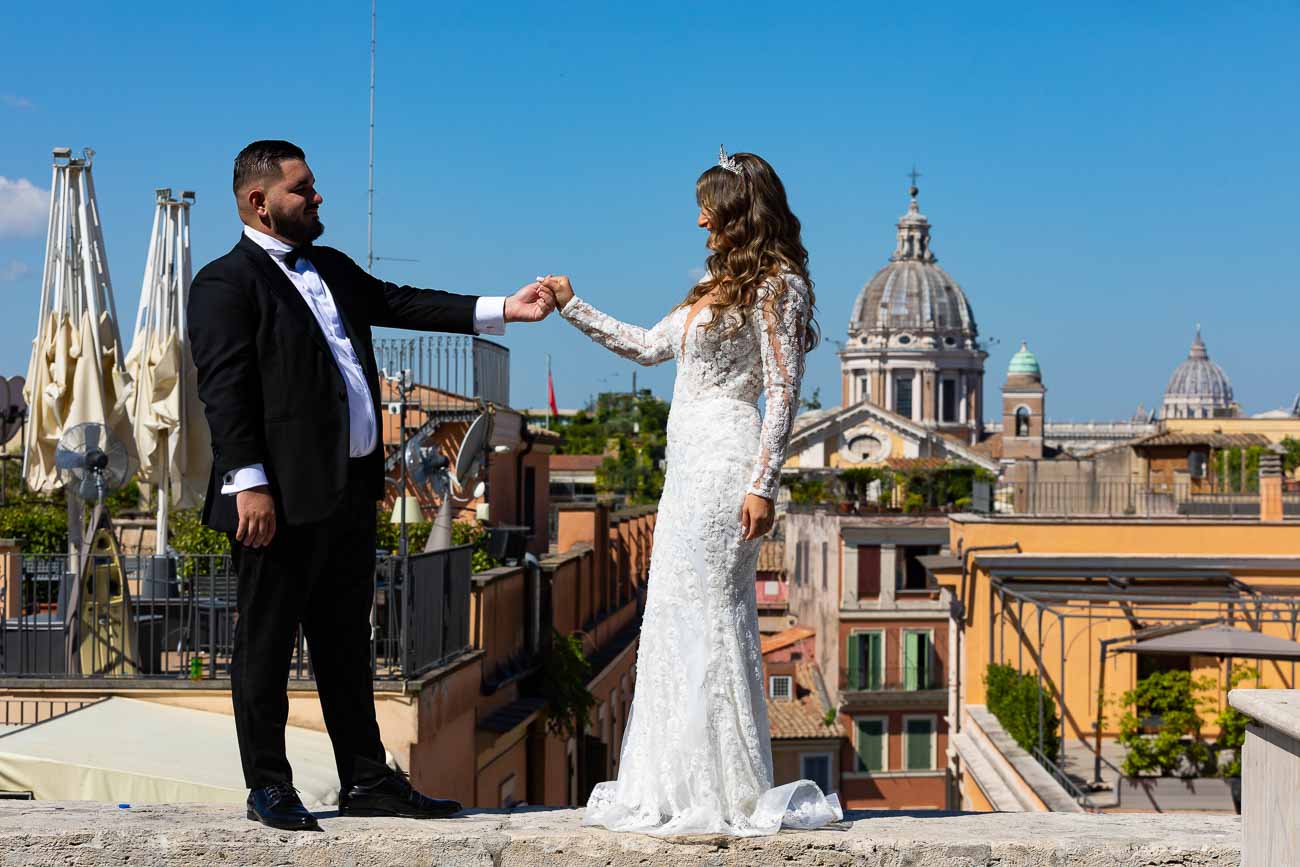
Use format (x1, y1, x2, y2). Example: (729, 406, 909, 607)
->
(1037, 610, 1044, 756)
(366, 0, 376, 272)
(1058, 612, 1066, 757)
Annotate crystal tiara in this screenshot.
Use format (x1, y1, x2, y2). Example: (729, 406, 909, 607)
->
(718, 145, 742, 176)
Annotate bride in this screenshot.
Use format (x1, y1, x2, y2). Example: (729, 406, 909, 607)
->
(539, 148, 842, 837)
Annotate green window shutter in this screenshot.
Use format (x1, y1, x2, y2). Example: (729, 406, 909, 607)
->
(865, 633, 882, 690)
(856, 719, 885, 772)
(905, 718, 933, 770)
(846, 633, 862, 690)
(903, 632, 919, 690)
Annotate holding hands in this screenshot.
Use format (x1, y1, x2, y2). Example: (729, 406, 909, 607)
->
(504, 280, 557, 323)
(537, 275, 574, 310)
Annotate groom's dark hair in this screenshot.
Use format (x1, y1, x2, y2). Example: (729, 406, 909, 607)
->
(233, 140, 306, 195)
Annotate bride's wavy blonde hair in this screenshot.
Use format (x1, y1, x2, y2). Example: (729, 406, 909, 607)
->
(685, 152, 819, 352)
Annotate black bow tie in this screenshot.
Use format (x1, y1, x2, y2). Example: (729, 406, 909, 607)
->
(282, 243, 313, 270)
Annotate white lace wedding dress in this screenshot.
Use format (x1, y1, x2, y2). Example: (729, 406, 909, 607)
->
(560, 273, 843, 836)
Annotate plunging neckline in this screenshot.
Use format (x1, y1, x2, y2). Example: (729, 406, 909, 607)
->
(680, 293, 718, 356)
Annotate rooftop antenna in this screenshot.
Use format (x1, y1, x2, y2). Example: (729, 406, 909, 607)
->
(366, 1, 419, 273)
(367, 0, 376, 272)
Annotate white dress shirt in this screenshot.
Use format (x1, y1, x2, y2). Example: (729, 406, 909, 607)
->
(221, 225, 507, 495)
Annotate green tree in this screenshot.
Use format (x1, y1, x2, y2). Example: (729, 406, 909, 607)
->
(1213, 665, 1257, 778)
(1118, 669, 1216, 777)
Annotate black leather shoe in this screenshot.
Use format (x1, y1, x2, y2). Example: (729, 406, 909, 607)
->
(338, 771, 461, 819)
(246, 783, 321, 832)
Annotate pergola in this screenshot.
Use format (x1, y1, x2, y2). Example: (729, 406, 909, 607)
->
(974, 554, 1300, 785)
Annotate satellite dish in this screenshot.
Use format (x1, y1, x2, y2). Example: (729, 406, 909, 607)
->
(0, 376, 27, 446)
(404, 436, 450, 495)
(421, 413, 493, 552)
(451, 413, 492, 496)
(55, 422, 135, 504)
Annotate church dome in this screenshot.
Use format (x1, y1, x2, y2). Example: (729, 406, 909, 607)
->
(1007, 342, 1041, 379)
(1161, 327, 1234, 419)
(848, 186, 978, 343)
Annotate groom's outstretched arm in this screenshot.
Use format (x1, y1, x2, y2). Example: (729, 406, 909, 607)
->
(339, 253, 552, 333)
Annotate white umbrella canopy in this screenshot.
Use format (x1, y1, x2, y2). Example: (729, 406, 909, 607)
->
(125, 190, 210, 550)
(22, 148, 136, 497)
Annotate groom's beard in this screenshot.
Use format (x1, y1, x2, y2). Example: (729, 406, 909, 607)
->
(267, 205, 324, 245)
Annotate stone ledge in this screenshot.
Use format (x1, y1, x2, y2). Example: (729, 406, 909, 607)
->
(1229, 688, 1300, 739)
(0, 802, 1241, 866)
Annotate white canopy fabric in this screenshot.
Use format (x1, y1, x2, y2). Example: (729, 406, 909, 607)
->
(22, 149, 136, 494)
(0, 697, 346, 807)
(125, 191, 210, 530)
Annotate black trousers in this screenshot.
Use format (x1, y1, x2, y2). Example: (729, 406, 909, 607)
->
(229, 461, 389, 790)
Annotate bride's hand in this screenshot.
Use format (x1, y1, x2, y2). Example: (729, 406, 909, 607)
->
(539, 274, 575, 309)
(740, 493, 774, 541)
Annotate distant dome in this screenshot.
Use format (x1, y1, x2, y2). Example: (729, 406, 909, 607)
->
(1007, 342, 1041, 379)
(848, 187, 977, 343)
(1161, 327, 1234, 419)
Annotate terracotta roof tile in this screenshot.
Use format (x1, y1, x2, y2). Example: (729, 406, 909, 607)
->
(761, 626, 814, 656)
(550, 454, 607, 471)
(767, 663, 844, 740)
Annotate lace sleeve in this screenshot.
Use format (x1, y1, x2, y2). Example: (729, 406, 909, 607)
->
(560, 295, 676, 366)
(748, 275, 810, 500)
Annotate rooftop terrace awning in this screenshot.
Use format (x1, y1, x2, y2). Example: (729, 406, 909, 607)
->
(1112, 625, 1300, 662)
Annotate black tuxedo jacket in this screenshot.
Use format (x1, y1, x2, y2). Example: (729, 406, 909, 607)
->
(187, 232, 478, 534)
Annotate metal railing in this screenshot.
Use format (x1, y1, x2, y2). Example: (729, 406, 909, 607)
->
(373, 335, 509, 408)
(843, 664, 944, 693)
(992, 480, 1300, 519)
(0, 548, 472, 682)
(1032, 745, 1102, 813)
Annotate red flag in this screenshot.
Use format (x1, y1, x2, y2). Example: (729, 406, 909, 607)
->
(547, 368, 559, 418)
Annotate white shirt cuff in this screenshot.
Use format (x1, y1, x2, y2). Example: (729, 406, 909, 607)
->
(221, 464, 269, 495)
(474, 296, 507, 335)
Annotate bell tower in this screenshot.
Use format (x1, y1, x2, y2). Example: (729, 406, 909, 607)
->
(1001, 342, 1045, 460)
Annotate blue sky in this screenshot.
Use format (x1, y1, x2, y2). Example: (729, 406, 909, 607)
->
(2, 1, 1297, 420)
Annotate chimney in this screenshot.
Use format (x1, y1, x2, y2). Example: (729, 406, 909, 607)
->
(1260, 448, 1284, 522)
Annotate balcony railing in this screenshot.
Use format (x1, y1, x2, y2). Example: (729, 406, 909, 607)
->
(990, 480, 1300, 519)
(0, 548, 472, 682)
(373, 335, 510, 408)
(843, 664, 944, 693)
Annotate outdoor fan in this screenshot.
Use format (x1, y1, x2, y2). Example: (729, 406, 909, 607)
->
(55, 421, 136, 506)
(54, 422, 141, 677)
(406, 413, 491, 551)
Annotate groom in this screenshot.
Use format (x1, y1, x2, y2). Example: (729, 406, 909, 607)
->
(187, 140, 553, 831)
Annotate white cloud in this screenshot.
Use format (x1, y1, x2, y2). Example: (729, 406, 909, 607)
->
(1, 94, 33, 110)
(0, 177, 49, 237)
(0, 260, 30, 282)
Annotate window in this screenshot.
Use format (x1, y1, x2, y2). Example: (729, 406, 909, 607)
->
(793, 541, 804, 586)
(764, 580, 780, 597)
(902, 630, 933, 690)
(821, 542, 828, 591)
(904, 716, 935, 770)
(800, 753, 834, 793)
(940, 378, 957, 423)
(857, 545, 881, 598)
(769, 675, 793, 700)
(854, 717, 886, 772)
(846, 630, 884, 691)
(894, 375, 913, 419)
(897, 545, 941, 591)
(1015, 406, 1031, 437)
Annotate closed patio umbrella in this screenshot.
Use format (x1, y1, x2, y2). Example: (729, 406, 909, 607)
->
(20, 147, 136, 637)
(125, 189, 210, 555)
